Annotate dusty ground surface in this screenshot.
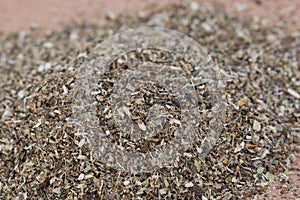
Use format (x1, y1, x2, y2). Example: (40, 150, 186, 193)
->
(0, 0, 299, 199)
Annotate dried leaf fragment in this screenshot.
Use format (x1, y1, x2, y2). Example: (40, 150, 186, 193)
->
(78, 173, 85, 181)
(231, 177, 238, 183)
(123, 180, 130, 186)
(159, 188, 167, 195)
(185, 182, 194, 188)
(122, 106, 131, 117)
(287, 88, 300, 99)
(138, 121, 147, 131)
(194, 160, 202, 172)
(253, 120, 261, 131)
(265, 172, 275, 182)
(237, 97, 247, 107)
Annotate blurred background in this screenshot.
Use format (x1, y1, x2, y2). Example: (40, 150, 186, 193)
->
(0, 0, 300, 38)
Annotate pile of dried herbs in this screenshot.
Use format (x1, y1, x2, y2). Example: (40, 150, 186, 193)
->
(0, 1, 299, 199)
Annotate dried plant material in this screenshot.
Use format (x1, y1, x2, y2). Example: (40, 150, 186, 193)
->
(159, 188, 167, 195)
(78, 173, 85, 181)
(122, 106, 131, 117)
(231, 177, 238, 183)
(234, 141, 245, 153)
(194, 160, 202, 172)
(0, 0, 299, 199)
(137, 121, 147, 131)
(185, 182, 194, 188)
(77, 138, 85, 147)
(287, 88, 300, 99)
(266, 172, 275, 182)
(253, 120, 261, 131)
(237, 97, 247, 107)
(123, 180, 130, 186)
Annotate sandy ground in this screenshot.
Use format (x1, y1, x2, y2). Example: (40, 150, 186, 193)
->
(0, 0, 299, 198)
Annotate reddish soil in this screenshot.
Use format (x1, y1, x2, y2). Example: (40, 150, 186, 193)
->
(0, 0, 299, 198)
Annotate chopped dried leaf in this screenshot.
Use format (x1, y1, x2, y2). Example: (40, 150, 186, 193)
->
(0, 0, 298, 199)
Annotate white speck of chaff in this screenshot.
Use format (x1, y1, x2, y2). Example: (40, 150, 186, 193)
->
(62, 85, 68, 95)
(185, 182, 194, 188)
(234, 141, 245, 153)
(122, 106, 131, 117)
(78, 173, 85, 181)
(138, 122, 147, 131)
(77, 155, 87, 160)
(69, 31, 79, 41)
(2, 110, 10, 119)
(17, 90, 25, 99)
(33, 119, 42, 128)
(170, 119, 181, 125)
(287, 88, 300, 99)
(201, 23, 212, 32)
(78, 138, 85, 148)
(38, 62, 51, 72)
(253, 120, 261, 131)
(123, 180, 130, 186)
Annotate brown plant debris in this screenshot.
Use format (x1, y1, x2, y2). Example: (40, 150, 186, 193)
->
(0, 1, 299, 199)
